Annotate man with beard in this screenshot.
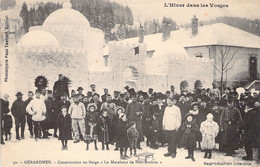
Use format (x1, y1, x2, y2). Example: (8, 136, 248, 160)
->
(126, 93, 144, 149)
(11, 92, 26, 140)
(125, 92, 132, 104)
(152, 94, 167, 147)
(24, 91, 34, 138)
(112, 91, 121, 106)
(177, 94, 190, 124)
(220, 99, 242, 156)
(92, 93, 102, 115)
(117, 93, 128, 110)
(44, 90, 58, 138)
(53, 74, 69, 101)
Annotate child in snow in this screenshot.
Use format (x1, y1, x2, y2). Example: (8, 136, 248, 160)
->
(150, 113, 160, 149)
(98, 109, 111, 150)
(117, 114, 130, 159)
(57, 105, 72, 151)
(180, 114, 199, 162)
(200, 113, 219, 159)
(114, 106, 125, 151)
(85, 103, 99, 150)
(127, 121, 139, 156)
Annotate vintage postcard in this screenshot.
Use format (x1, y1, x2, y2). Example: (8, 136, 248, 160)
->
(0, 0, 260, 166)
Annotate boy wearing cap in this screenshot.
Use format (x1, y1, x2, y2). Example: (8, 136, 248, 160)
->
(11, 92, 26, 140)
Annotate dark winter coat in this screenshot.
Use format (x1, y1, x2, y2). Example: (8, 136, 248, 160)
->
(142, 102, 153, 138)
(85, 112, 99, 136)
(53, 80, 69, 98)
(55, 99, 71, 115)
(126, 102, 144, 139)
(220, 107, 242, 147)
(117, 119, 130, 148)
(98, 115, 110, 143)
(45, 98, 58, 129)
(1, 98, 10, 119)
(127, 127, 139, 148)
(241, 108, 258, 147)
(11, 99, 26, 119)
(177, 101, 190, 123)
(179, 121, 199, 148)
(57, 113, 72, 140)
(118, 100, 128, 110)
(4, 115, 13, 131)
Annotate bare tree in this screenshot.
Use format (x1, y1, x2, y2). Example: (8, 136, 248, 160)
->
(207, 41, 240, 96)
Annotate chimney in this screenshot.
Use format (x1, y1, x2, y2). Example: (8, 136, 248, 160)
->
(138, 24, 144, 43)
(191, 15, 198, 36)
(162, 23, 171, 41)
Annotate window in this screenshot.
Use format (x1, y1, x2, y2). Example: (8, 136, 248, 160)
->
(134, 47, 139, 55)
(195, 53, 203, 58)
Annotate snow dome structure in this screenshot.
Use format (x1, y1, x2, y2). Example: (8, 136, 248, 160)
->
(15, 1, 109, 93)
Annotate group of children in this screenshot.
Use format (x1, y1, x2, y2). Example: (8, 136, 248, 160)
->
(58, 99, 140, 160)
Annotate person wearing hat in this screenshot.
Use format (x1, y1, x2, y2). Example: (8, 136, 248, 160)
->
(200, 113, 219, 159)
(179, 114, 199, 162)
(100, 94, 116, 144)
(55, 93, 71, 116)
(26, 89, 47, 141)
(127, 121, 139, 157)
(150, 113, 160, 149)
(24, 91, 34, 138)
(53, 74, 69, 100)
(68, 93, 86, 143)
(162, 97, 181, 158)
(148, 88, 153, 97)
(241, 101, 258, 161)
(91, 93, 102, 115)
(57, 105, 72, 151)
(220, 99, 242, 156)
(101, 88, 109, 103)
(90, 84, 96, 94)
(97, 109, 111, 150)
(118, 93, 128, 110)
(124, 92, 132, 104)
(77, 87, 84, 102)
(126, 93, 144, 149)
(112, 91, 120, 106)
(11, 92, 26, 140)
(177, 94, 190, 124)
(85, 103, 99, 150)
(152, 93, 167, 147)
(43, 90, 58, 138)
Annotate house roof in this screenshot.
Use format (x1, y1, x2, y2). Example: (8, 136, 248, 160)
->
(104, 23, 260, 55)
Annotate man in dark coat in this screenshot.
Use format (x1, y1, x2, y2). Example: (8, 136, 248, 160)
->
(142, 97, 153, 147)
(24, 91, 34, 138)
(241, 101, 258, 160)
(1, 95, 10, 144)
(101, 88, 109, 103)
(53, 74, 69, 100)
(92, 93, 102, 116)
(112, 91, 121, 106)
(44, 90, 58, 138)
(126, 93, 144, 149)
(118, 93, 128, 110)
(220, 99, 242, 156)
(56, 93, 71, 116)
(177, 94, 190, 124)
(11, 92, 26, 140)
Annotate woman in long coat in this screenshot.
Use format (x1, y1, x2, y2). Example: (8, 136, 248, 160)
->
(57, 106, 72, 150)
(200, 113, 219, 159)
(97, 110, 111, 150)
(117, 114, 130, 159)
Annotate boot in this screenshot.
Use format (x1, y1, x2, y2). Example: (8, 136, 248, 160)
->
(134, 148, 137, 157)
(16, 128, 20, 140)
(86, 143, 89, 150)
(102, 143, 105, 150)
(208, 150, 212, 159)
(204, 151, 208, 158)
(106, 144, 110, 150)
(124, 148, 129, 158)
(185, 150, 191, 159)
(130, 148, 133, 156)
(94, 141, 98, 150)
(191, 150, 195, 162)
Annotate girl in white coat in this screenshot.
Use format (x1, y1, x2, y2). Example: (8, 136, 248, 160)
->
(200, 113, 219, 159)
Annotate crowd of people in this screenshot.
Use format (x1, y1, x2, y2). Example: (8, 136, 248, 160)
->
(1, 74, 260, 162)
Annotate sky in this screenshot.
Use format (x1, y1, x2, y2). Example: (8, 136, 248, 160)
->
(112, 0, 260, 25)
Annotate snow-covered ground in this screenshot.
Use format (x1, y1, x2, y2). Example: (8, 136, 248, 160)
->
(1, 129, 259, 167)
